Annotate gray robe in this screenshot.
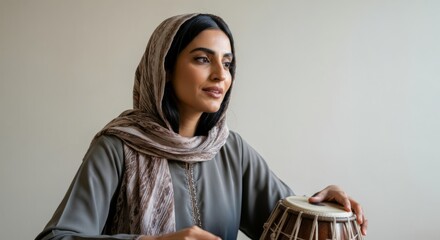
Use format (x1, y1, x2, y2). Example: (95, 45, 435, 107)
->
(35, 131, 294, 240)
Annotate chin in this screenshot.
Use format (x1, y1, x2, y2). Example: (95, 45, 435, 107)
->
(204, 109, 221, 114)
(201, 102, 223, 113)
(203, 106, 222, 113)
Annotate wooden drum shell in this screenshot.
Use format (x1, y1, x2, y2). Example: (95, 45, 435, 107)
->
(260, 197, 363, 240)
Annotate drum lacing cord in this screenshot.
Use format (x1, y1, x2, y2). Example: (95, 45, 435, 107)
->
(346, 216, 355, 239)
(273, 207, 290, 239)
(354, 218, 363, 239)
(309, 214, 319, 240)
(262, 205, 279, 240)
(291, 211, 303, 240)
(349, 215, 364, 240)
(331, 217, 337, 240)
(330, 216, 359, 240)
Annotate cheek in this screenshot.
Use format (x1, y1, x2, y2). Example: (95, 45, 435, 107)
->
(178, 65, 205, 86)
(172, 67, 195, 92)
(172, 79, 190, 102)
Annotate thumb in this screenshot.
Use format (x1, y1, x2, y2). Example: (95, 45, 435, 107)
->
(308, 192, 325, 203)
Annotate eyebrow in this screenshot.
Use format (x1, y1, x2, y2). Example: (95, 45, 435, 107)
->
(189, 47, 233, 59)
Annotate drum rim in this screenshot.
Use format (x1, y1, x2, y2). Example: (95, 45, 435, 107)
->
(281, 196, 355, 220)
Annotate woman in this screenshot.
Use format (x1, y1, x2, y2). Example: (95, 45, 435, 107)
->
(36, 13, 367, 240)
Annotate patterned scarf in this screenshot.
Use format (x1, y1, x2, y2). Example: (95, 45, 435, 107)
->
(93, 13, 230, 236)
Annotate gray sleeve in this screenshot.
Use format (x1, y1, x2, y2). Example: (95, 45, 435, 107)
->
(237, 135, 294, 239)
(35, 135, 139, 240)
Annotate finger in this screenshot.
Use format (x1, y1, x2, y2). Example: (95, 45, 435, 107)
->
(188, 226, 221, 240)
(308, 189, 328, 203)
(350, 198, 363, 225)
(361, 217, 368, 236)
(350, 198, 367, 236)
(331, 190, 351, 212)
(159, 226, 221, 240)
(308, 185, 351, 212)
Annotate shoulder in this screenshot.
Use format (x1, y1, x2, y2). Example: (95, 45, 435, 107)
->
(226, 130, 243, 145)
(90, 134, 124, 151)
(224, 130, 257, 154)
(83, 134, 125, 177)
(86, 134, 125, 162)
(221, 130, 261, 163)
(223, 130, 245, 153)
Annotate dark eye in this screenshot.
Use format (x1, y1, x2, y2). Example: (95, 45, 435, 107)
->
(223, 61, 232, 69)
(195, 56, 210, 63)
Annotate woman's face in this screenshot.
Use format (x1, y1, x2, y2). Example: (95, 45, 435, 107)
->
(171, 29, 233, 120)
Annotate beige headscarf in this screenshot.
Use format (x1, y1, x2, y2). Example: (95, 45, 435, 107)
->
(94, 13, 230, 236)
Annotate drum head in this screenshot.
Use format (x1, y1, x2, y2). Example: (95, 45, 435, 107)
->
(283, 196, 353, 218)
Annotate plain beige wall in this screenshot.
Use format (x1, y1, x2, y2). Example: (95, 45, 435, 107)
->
(1, 1, 439, 239)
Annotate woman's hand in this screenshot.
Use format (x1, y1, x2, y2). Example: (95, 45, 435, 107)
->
(308, 185, 368, 236)
(138, 226, 221, 240)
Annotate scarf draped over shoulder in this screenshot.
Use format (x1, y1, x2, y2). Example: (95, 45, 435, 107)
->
(92, 13, 230, 236)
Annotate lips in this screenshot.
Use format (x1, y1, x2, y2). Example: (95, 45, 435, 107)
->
(202, 86, 224, 98)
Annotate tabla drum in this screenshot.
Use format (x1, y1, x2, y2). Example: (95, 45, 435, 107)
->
(260, 196, 363, 240)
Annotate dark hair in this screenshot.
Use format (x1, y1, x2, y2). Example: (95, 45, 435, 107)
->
(162, 14, 236, 136)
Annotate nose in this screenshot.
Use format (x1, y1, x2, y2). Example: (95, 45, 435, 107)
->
(210, 61, 228, 81)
